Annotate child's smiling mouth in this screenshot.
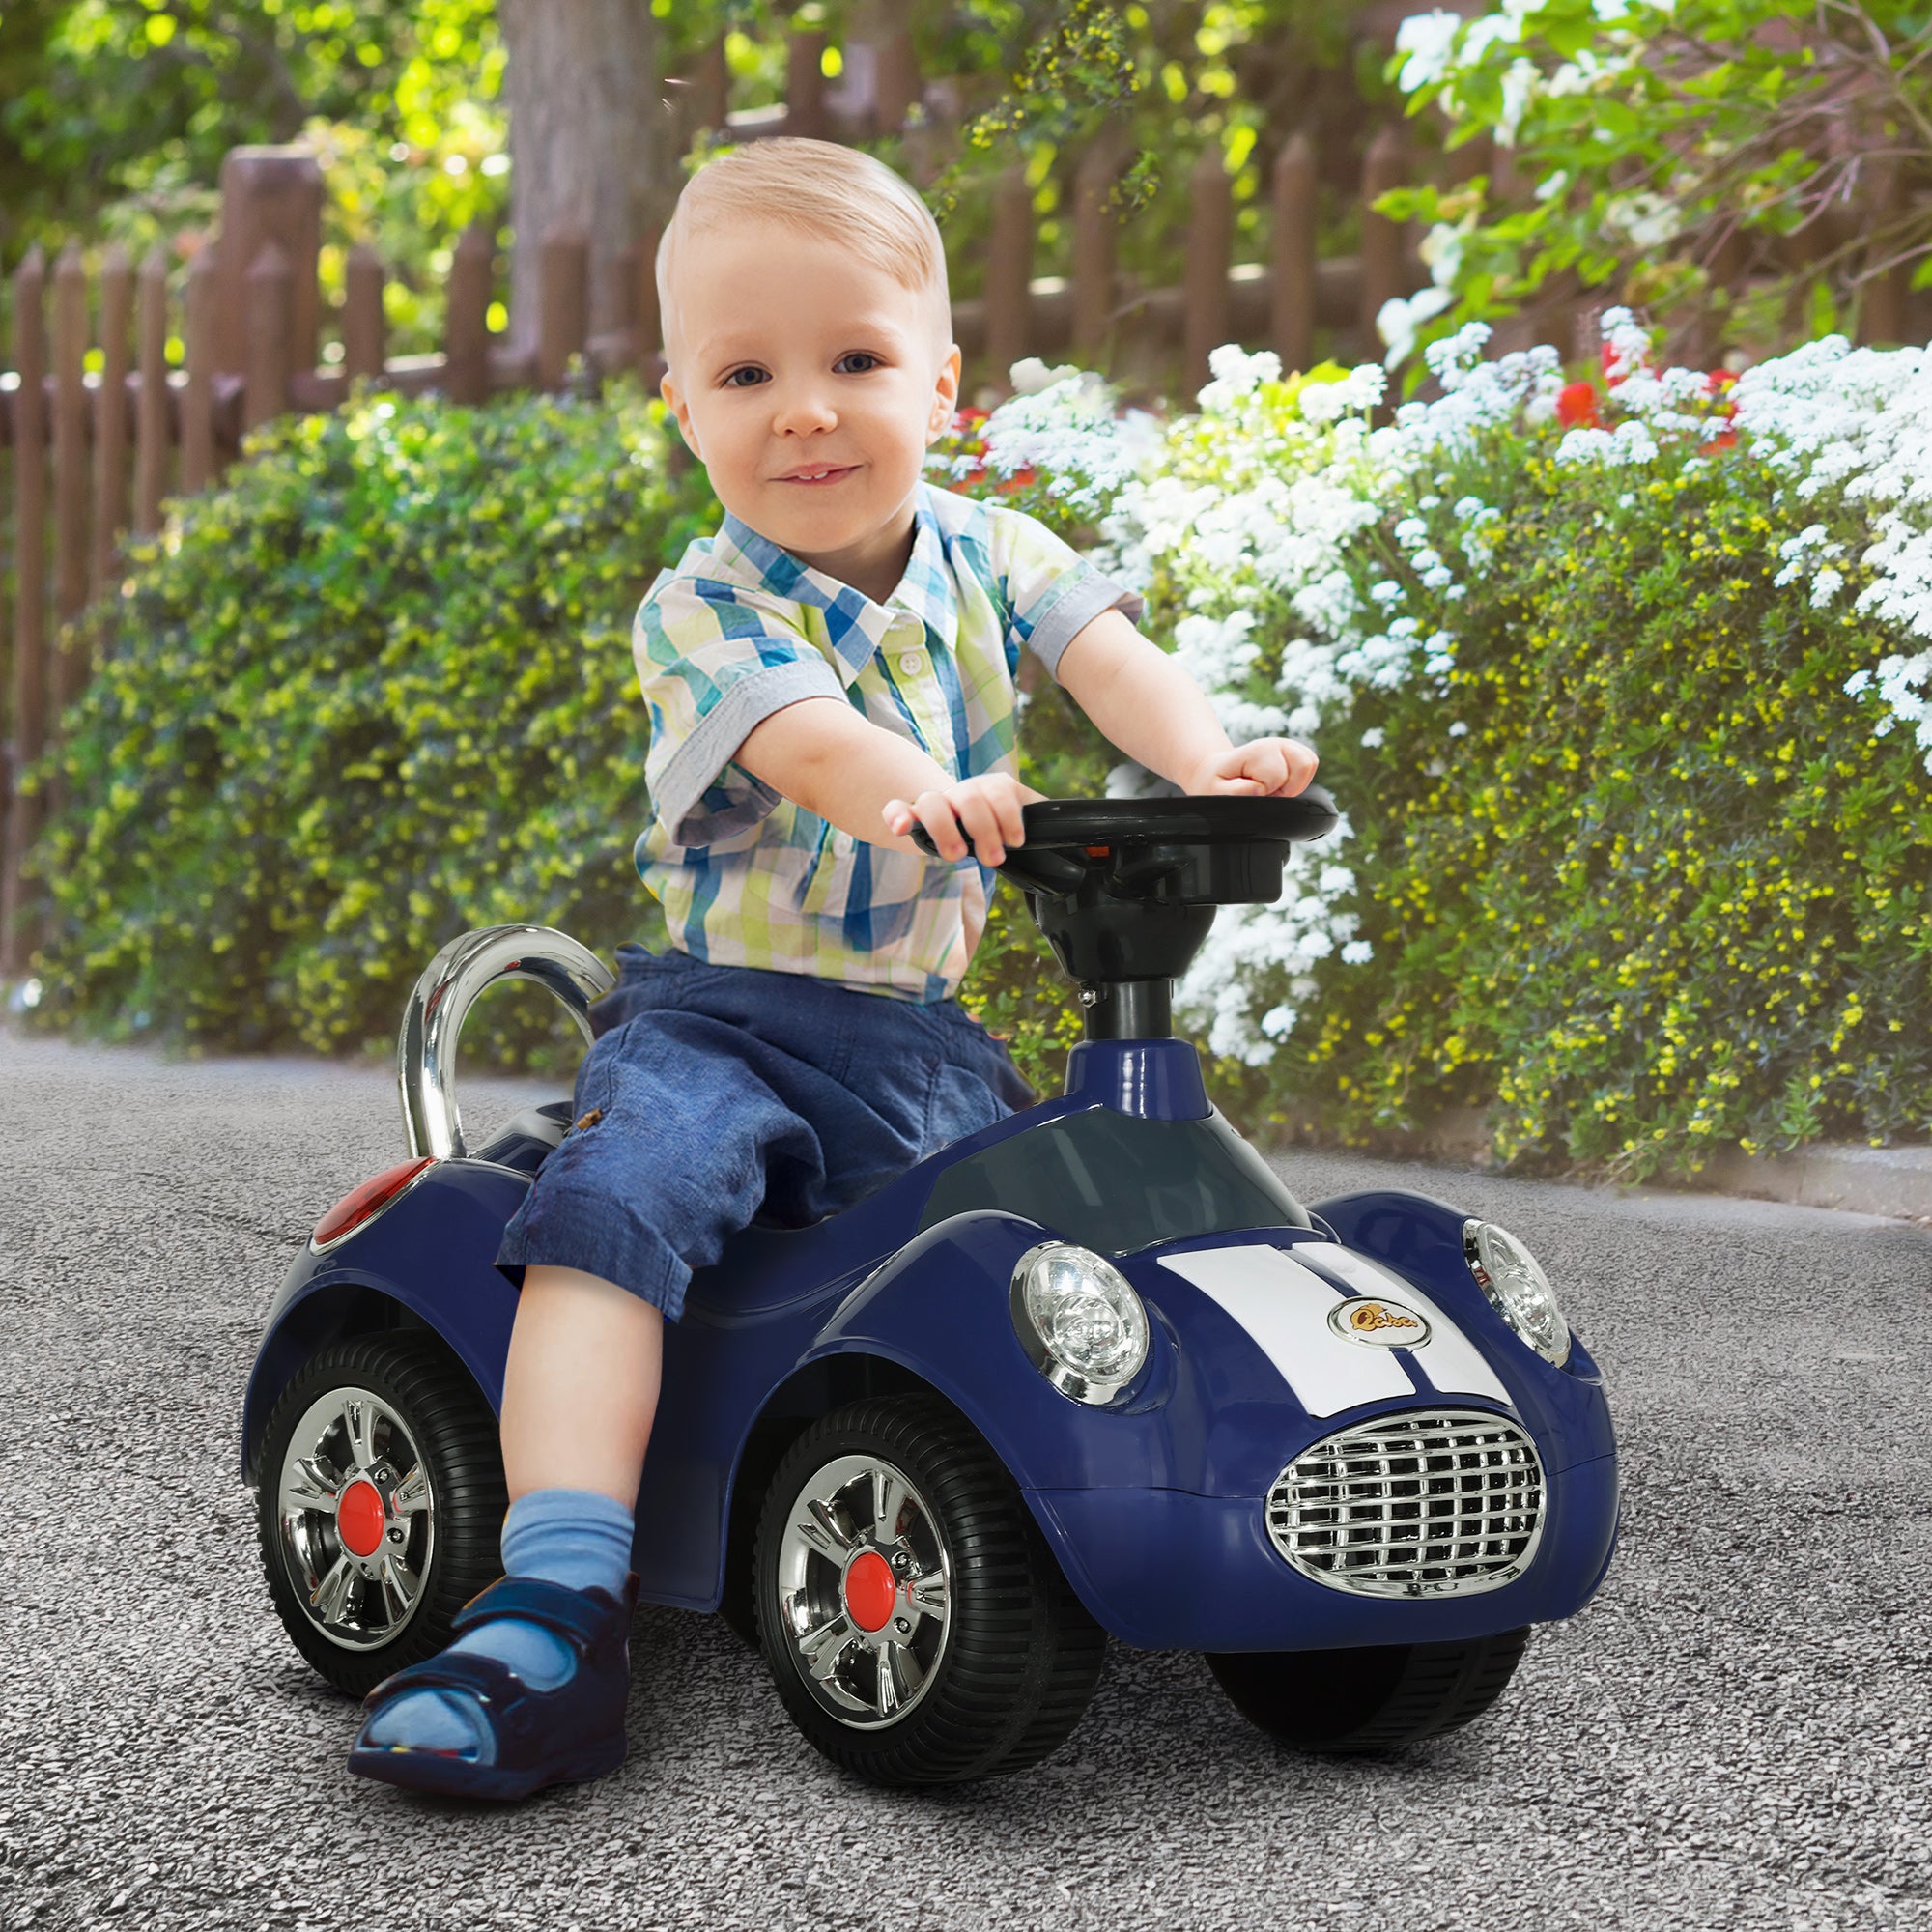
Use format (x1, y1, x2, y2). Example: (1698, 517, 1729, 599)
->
(776, 464, 860, 486)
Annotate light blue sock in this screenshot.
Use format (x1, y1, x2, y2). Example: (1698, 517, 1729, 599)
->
(362, 1488, 635, 1761)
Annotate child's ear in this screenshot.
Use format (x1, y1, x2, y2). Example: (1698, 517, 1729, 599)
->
(660, 369, 702, 460)
(925, 344, 963, 443)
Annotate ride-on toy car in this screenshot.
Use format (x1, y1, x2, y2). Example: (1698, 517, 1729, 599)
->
(242, 792, 1618, 1786)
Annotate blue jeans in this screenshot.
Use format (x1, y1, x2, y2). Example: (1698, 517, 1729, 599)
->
(495, 944, 1036, 1321)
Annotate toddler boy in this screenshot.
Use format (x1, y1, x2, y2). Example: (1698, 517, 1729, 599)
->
(349, 136, 1317, 1799)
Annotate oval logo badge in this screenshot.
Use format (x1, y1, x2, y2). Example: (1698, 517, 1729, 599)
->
(1326, 1296, 1431, 1349)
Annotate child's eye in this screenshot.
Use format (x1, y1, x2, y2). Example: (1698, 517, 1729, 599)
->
(837, 353, 883, 374)
(722, 366, 769, 388)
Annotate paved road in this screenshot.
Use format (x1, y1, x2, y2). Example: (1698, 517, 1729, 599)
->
(1, 1029, 1927, 1932)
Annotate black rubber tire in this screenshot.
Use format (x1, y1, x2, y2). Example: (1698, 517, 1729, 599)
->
(254, 1331, 508, 1699)
(1207, 1626, 1531, 1751)
(753, 1395, 1106, 1787)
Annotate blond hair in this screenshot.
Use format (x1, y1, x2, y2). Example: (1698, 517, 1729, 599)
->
(656, 138, 952, 366)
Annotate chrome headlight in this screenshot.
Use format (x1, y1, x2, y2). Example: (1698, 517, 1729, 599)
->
(1010, 1241, 1151, 1405)
(1463, 1220, 1570, 1365)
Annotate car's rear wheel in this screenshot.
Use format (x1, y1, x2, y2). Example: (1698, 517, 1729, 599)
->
(753, 1394, 1105, 1786)
(1207, 1626, 1531, 1751)
(254, 1332, 507, 1698)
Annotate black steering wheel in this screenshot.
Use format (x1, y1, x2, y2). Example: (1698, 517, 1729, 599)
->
(909, 785, 1338, 903)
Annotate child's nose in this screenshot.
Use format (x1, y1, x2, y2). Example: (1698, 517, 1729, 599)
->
(773, 383, 838, 436)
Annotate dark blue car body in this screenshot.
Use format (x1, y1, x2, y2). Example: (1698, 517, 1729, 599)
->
(242, 1031, 1619, 1657)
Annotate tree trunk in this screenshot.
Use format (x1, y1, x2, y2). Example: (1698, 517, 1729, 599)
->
(498, 0, 668, 358)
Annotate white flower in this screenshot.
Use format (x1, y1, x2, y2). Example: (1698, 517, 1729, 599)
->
(1605, 192, 1681, 254)
(1340, 940, 1375, 965)
(1394, 9, 1464, 92)
(1359, 726, 1386, 748)
(1009, 356, 1083, 396)
(1378, 287, 1455, 369)
(1497, 55, 1540, 145)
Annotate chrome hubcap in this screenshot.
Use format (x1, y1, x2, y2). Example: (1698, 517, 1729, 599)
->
(276, 1384, 434, 1651)
(775, 1453, 952, 1728)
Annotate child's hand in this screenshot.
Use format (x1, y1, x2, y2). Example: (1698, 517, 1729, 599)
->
(883, 774, 1044, 867)
(1185, 738, 1319, 799)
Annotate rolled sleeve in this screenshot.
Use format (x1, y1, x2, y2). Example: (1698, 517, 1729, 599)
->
(637, 578, 845, 849)
(988, 503, 1146, 680)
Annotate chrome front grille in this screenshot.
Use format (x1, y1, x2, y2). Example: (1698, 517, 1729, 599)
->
(1266, 1409, 1546, 1598)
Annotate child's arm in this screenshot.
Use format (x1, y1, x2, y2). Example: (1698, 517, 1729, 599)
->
(737, 698, 1037, 867)
(1056, 607, 1319, 797)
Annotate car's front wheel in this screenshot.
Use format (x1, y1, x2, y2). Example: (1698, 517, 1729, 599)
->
(1207, 1626, 1531, 1751)
(753, 1394, 1105, 1786)
(254, 1331, 508, 1698)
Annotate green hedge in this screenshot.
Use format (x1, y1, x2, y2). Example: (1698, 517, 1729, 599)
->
(20, 383, 717, 1079)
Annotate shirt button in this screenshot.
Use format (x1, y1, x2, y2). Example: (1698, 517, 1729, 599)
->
(896, 649, 923, 675)
(833, 831, 853, 856)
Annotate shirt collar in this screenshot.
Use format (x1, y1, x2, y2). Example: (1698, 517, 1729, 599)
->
(712, 485, 955, 688)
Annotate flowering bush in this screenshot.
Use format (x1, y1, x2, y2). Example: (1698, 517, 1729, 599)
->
(950, 316, 1932, 1175)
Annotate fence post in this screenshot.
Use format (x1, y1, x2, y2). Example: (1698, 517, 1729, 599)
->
(2, 248, 47, 978)
(1271, 130, 1317, 376)
(93, 244, 132, 608)
(52, 243, 90, 670)
(875, 23, 920, 131)
(1071, 138, 1121, 366)
(1359, 125, 1407, 345)
(1860, 169, 1908, 346)
(984, 168, 1034, 394)
(244, 242, 294, 434)
(1184, 145, 1233, 395)
(181, 244, 217, 493)
(693, 37, 728, 136)
(539, 231, 590, 392)
(445, 221, 495, 405)
(344, 242, 386, 382)
(213, 148, 323, 382)
(133, 246, 170, 538)
(787, 28, 829, 142)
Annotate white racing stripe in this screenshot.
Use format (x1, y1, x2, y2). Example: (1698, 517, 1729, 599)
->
(1155, 1244, 1417, 1417)
(1286, 1244, 1513, 1404)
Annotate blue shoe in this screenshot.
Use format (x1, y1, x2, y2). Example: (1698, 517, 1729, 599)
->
(348, 1573, 639, 1801)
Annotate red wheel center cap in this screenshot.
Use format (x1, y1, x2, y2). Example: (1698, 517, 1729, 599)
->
(843, 1550, 896, 1632)
(336, 1478, 386, 1558)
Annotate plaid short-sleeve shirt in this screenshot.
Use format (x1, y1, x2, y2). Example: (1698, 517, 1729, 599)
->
(632, 481, 1144, 1002)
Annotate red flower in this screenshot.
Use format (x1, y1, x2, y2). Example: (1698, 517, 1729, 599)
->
(998, 464, 1037, 494)
(1704, 426, 1738, 451)
(1702, 370, 1737, 397)
(1556, 381, 1602, 429)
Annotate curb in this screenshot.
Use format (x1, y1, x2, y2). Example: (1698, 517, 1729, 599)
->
(1690, 1141, 1932, 1223)
(1267, 1104, 1932, 1226)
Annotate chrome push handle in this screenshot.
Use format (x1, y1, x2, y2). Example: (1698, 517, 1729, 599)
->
(396, 924, 616, 1160)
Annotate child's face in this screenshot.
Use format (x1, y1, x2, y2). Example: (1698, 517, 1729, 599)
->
(660, 221, 961, 593)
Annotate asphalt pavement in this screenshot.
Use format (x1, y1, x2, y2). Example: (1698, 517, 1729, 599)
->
(1, 1028, 1927, 1932)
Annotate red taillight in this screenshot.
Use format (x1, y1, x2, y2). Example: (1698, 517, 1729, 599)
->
(310, 1157, 436, 1252)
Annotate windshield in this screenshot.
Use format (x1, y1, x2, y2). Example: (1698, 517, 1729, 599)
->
(917, 1106, 1310, 1256)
